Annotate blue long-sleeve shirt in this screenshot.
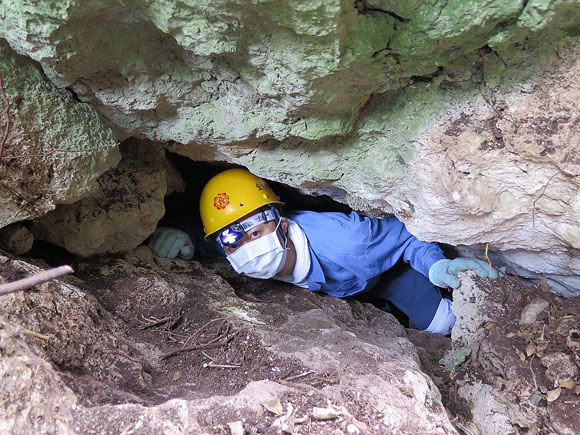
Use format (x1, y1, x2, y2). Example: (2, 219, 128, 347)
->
(287, 211, 446, 297)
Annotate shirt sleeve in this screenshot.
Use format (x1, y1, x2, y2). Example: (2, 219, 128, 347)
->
(364, 215, 446, 279)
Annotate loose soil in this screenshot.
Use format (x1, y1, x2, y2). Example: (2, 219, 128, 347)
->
(70, 256, 339, 407)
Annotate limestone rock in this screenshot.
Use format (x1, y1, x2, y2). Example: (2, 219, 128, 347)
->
(0, 40, 120, 229)
(451, 272, 580, 434)
(457, 382, 516, 435)
(33, 158, 166, 257)
(1, 2, 580, 294)
(519, 298, 550, 325)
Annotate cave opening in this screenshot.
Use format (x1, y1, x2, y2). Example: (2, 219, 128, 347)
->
(160, 151, 352, 229)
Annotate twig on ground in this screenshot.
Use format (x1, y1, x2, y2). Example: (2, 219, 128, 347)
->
(139, 314, 171, 329)
(182, 317, 227, 347)
(0, 317, 50, 341)
(203, 361, 242, 369)
(280, 370, 316, 382)
(529, 354, 539, 391)
(0, 265, 74, 296)
(160, 331, 238, 360)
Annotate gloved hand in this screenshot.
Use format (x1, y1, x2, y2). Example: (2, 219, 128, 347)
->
(429, 258, 503, 288)
(148, 227, 195, 259)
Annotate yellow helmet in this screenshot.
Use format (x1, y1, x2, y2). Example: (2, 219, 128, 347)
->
(200, 169, 284, 239)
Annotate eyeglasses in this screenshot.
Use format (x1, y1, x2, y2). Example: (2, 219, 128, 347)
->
(216, 208, 278, 247)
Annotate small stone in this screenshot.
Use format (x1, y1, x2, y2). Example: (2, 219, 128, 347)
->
(519, 298, 549, 325)
(347, 424, 361, 434)
(529, 391, 545, 407)
(312, 406, 340, 420)
(227, 421, 244, 435)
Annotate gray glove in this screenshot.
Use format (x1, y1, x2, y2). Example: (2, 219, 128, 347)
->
(148, 227, 195, 259)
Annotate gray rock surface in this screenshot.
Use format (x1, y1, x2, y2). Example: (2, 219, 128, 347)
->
(33, 159, 166, 257)
(0, 40, 120, 229)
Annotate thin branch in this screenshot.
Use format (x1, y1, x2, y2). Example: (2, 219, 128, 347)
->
(0, 318, 50, 341)
(0, 265, 74, 296)
(484, 243, 492, 269)
(182, 317, 227, 347)
(160, 331, 238, 360)
(0, 72, 11, 160)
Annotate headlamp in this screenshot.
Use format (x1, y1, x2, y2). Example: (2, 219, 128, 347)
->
(216, 208, 279, 247)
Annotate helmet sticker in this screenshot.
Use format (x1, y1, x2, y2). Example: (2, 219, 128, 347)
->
(214, 192, 230, 210)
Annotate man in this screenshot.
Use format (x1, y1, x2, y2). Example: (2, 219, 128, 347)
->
(149, 168, 501, 335)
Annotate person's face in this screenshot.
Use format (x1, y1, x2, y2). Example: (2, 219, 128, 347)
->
(222, 219, 279, 255)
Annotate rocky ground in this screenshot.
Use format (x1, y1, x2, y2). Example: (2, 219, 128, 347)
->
(0, 245, 578, 434)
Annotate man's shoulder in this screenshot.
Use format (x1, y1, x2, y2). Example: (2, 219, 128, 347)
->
(286, 210, 364, 226)
(286, 210, 373, 251)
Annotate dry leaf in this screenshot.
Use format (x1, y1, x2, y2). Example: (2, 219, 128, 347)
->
(484, 322, 496, 330)
(280, 403, 295, 433)
(172, 371, 182, 382)
(525, 343, 536, 357)
(547, 387, 561, 402)
(261, 399, 283, 416)
(559, 378, 575, 389)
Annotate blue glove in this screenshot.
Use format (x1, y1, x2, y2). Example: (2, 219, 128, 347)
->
(429, 258, 503, 288)
(148, 227, 195, 259)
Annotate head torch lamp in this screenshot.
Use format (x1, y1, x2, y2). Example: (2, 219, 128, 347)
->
(216, 208, 279, 247)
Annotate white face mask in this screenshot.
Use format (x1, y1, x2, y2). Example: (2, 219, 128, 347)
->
(226, 226, 288, 279)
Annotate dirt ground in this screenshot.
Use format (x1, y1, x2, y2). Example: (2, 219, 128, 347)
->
(414, 274, 580, 435)
(74, 253, 580, 434)
(75, 260, 338, 406)
(2, 245, 579, 434)
(50, 251, 400, 434)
